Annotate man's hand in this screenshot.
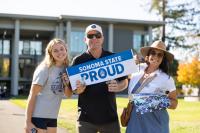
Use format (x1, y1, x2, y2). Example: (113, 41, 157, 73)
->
(107, 80, 120, 92)
(75, 80, 86, 94)
(107, 79, 128, 92)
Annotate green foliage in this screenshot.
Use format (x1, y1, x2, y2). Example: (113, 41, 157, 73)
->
(169, 59, 179, 76)
(148, 0, 200, 49)
(173, 76, 183, 89)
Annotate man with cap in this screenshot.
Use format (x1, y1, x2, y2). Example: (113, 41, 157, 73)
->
(126, 40, 178, 133)
(71, 24, 128, 133)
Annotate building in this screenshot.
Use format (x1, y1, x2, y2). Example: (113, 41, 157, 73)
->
(0, 13, 164, 96)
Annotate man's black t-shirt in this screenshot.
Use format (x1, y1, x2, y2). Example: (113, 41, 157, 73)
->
(71, 49, 127, 124)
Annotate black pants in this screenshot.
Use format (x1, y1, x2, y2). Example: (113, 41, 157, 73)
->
(77, 121, 121, 133)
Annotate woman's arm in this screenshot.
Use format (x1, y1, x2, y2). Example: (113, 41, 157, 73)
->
(25, 84, 42, 133)
(62, 73, 73, 97)
(168, 90, 178, 109)
(64, 85, 72, 97)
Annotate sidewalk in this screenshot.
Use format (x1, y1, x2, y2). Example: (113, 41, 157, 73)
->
(0, 99, 68, 133)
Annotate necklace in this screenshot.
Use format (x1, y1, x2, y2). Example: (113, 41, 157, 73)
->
(143, 73, 150, 79)
(139, 72, 150, 83)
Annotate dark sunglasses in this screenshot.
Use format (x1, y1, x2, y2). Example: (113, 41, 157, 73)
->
(87, 32, 102, 39)
(149, 51, 164, 58)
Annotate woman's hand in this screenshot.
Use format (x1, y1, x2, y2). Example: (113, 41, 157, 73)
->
(75, 80, 86, 94)
(62, 73, 72, 97)
(62, 73, 70, 87)
(134, 54, 144, 65)
(24, 121, 36, 133)
(167, 90, 178, 109)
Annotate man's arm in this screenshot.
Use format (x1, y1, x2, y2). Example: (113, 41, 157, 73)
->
(107, 79, 128, 92)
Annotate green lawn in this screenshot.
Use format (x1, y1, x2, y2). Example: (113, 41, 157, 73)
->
(10, 96, 200, 133)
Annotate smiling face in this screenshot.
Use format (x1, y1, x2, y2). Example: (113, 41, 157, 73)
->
(147, 48, 164, 69)
(51, 43, 68, 66)
(85, 30, 104, 51)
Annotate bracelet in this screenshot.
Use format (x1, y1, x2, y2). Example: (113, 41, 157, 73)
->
(63, 82, 69, 88)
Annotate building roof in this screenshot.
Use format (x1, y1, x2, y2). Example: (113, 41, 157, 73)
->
(0, 13, 58, 21)
(0, 13, 164, 27)
(61, 15, 165, 27)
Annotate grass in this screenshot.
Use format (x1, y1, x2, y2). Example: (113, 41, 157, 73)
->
(10, 96, 200, 133)
(168, 99, 200, 133)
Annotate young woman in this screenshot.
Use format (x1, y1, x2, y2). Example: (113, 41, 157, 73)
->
(25, 38, 72, 133)
(126, 40, 178, 133)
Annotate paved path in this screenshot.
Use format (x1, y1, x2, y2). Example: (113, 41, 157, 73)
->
(0, 99, 68, 133)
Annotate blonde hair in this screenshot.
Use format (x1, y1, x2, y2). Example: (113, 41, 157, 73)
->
(40, 38, 69, 68)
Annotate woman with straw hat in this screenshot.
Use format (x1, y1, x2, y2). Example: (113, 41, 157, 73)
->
(126, 40, 178, 133)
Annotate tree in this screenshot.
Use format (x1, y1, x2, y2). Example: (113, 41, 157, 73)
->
(169, 58, 178, 76)
(146, 0, 200, 49)
(177, 63, 190, 84)
(177, 57, 200, 95)
(149, 0, 167, 42)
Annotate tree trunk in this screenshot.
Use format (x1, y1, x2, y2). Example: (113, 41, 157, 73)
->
(161, 0, 166, 42)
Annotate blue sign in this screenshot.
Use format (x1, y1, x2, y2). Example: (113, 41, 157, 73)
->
(66, 49, 137, 90)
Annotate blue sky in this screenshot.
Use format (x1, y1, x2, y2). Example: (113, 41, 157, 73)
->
(0, 0, 159, 21)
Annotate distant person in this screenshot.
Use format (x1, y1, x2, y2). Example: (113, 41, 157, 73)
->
(71, 24, 128, 133)
(126, 40, 178, 133)
(24, 38, 72, 133)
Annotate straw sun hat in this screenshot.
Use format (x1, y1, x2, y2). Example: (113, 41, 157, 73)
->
(140, 40, 174, 63)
